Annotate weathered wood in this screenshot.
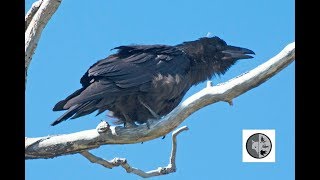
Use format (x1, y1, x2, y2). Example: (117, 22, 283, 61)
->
(80, 126, 188, 178)
(25, 0, 62, 85)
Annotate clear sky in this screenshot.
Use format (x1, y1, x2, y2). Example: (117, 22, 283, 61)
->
(25, 0, 295, 179)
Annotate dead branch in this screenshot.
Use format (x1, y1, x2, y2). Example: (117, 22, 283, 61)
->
(80, 126, 188, 178)
(25, 0, 62, 85)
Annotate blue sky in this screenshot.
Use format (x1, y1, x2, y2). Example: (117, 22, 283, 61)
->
(25, 0, 294, 179)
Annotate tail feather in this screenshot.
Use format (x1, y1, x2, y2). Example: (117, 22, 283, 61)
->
(71, 101, 99, 119)
(53, 88, 85, 111)
(52, 88, 114, 126)
(51, 105, 80, 126)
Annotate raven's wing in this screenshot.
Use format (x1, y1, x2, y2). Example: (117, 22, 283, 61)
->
(74, 45, 190, 105)
(52, 45, 190, 125)
(81, 45, 188, 85)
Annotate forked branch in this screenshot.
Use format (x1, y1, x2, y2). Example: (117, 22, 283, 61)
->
(80, 126, 188, 178)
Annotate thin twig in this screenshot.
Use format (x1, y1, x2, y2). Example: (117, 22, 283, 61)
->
(169, 126, 189, 169)
(80, 151, 115, 169)
(80, 126, 188, 178)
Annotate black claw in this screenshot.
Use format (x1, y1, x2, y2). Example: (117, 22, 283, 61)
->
(124, 121, 138, 128)
(162, 136, 166, 139)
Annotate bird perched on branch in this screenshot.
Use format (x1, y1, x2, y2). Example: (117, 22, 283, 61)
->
(52, 36, 254, 127)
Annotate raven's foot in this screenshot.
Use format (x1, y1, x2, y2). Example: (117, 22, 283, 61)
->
(122, 112, 138, 128)
(145, 118, 161, 129)
(145, 119, 155, 129)
(146, 121, 150, 129)
(124, 122, 138, 128)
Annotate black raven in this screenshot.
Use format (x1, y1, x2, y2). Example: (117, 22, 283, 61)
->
(52, 36, 254, 127)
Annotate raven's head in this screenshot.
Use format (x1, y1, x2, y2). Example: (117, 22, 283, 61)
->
(198, 36, 254, 60)
(179, 36, 255, 64)
(177, 36, 255, 83)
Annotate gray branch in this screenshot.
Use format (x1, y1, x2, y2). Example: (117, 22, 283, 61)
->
(25, 0, 62, 86)
(25, 42, 295, 159)
(80, 126, 188, 178)
(25, 0, 43, 31)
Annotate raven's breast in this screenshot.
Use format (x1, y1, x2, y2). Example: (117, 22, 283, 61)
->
(109, 74, 191, 125)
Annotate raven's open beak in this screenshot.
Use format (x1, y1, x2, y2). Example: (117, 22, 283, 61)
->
(222, 46, 255, 60)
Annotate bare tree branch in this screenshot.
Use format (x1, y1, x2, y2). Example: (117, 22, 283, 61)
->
(25, 0, 43, 31)
(80, 126, 188, 178)
(25, 42, 295, 159)
(25, 0, 62, 85)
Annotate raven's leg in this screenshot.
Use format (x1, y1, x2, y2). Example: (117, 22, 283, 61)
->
(138, 97, 160, 119)
(145, 120, 150, 129)
(122, 113, 137, 128)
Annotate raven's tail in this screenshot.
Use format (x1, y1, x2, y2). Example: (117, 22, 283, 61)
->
(51, 104, 80, 126)
(51, 100, 101, 126)
(51, 87, 87, 126)
(52, 87, 113, 126)
(53, 88, 85, 111)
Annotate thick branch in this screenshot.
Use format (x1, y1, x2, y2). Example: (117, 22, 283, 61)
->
(25, 42, 295, 159)
(25, 0, 62, 85)
(80, 126, 188, 178)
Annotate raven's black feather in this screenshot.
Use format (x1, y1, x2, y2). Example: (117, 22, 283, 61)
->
(52, 36, 254, 126)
